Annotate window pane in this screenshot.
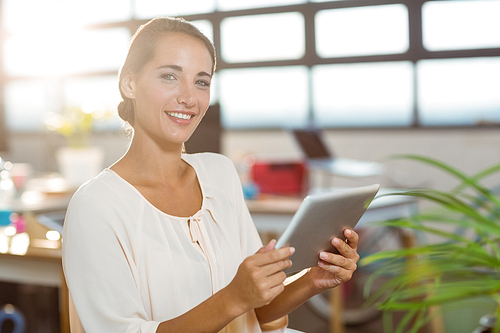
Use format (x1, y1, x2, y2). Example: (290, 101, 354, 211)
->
(135, 0, 216, 18)
(417, 57, 500, 126)
(219, 67, 309, 128)
(5, 80, 61, 131)
(316, 4, 409, 58)
(64, 76, 123, 130)
(2, 0, 58, 34)
(62, 0, 132, 26)
(4, 28, 129, 77)
(69, 28, 130, 74)
(4, 35, 57, 76)
(3, 0, 132, 31)
(422, 1, 500, 51)
(218, 0, 305, 11)
(312, 62, 414, 127)
(221, 12, 305, 63)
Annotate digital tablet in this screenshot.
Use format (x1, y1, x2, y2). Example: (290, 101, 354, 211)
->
(275, 184, 380, 275)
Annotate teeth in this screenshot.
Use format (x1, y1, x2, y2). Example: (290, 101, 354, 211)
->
(167, 112, 192, 120)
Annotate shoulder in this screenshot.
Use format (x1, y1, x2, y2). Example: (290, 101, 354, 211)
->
(67, 169, 131, 214)
(183, 152, 237, 178)
(183, 152, 241, 193)
(71, 170, 118, 200)
(183, 152, 233, 167)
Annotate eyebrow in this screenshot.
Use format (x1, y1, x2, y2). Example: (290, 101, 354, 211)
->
(157, 65, 212, 78)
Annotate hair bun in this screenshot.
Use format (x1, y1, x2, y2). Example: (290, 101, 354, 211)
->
(117, 99, 134, 125)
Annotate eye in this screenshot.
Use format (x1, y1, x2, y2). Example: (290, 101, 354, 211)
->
(161, 73, 176, 81)
(196, 79, 211, 87)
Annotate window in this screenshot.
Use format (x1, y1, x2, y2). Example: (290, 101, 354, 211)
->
(220, 12, 305, 63)
(2, 0, 500, 132)
(135, 0, 216, 18)
(4, 27, 129, 77)
(313, 62, 414, 127)
(315, 5, 409, 58)
(418, 57, 500, 126)
(5, 80, 60, 131)
(219, 66, 309, 128)
(422, 1, 500, 51)
(218, 0, 305, 11)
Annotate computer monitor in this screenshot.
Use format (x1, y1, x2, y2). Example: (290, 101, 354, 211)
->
(292, 128, 333, 160)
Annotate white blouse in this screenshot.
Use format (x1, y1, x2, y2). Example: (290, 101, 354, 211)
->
(62, 153, 286, 333)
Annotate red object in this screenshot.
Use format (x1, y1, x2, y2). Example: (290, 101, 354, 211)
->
(251, 161, 308, 195)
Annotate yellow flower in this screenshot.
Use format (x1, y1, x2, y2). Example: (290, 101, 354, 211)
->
(44, 106, 112, 148)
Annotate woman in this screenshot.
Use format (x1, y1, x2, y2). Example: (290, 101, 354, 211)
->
(62, 17, 360, 333)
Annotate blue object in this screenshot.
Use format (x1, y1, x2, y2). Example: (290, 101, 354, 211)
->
(242, 182, 260, 200)
(0, 304, 25, 333)
(0, 210, 12, 227)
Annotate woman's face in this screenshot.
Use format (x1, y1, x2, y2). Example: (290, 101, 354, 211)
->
(128, 32, 213, 146)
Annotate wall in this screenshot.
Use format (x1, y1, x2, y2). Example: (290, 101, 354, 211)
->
(3, 127, 500, 191)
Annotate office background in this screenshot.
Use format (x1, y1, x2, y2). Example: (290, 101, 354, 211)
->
(1, 0, 499, 192)
(0, 1, 499, 332)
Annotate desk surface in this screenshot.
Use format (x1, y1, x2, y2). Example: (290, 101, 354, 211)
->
(246, 188, 417, 215)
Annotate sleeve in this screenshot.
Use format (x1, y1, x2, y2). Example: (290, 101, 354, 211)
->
(227, 157, 289, 332)
(62, 186, 160, 333)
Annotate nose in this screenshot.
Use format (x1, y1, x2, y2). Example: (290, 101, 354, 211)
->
(176, 81, 196, 108)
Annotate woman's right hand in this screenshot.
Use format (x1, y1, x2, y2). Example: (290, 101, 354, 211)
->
(225, 240, 294, 314)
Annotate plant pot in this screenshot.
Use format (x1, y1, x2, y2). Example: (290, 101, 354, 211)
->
(56, 146, 104, 189)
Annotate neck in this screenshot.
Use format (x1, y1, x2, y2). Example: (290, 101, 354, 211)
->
(112, 133, 187, 185)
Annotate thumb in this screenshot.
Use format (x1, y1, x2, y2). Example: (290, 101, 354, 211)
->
(257, 239, 276, 253)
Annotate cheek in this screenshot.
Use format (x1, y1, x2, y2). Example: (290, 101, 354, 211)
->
(138, 86, 174, 110)
(197, 91, 211, 110)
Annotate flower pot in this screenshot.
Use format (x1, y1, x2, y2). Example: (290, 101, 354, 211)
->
(56, 146, 104, 189)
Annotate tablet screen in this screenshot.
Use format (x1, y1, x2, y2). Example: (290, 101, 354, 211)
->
(275, 184, 380, 275)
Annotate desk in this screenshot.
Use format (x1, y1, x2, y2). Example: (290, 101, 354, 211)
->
(0, 192, 69, 333)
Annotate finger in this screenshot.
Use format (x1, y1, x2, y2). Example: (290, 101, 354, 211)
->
(256, 239, 276, 254)
(317, 261, 354, 282)
(331, 237, 358, 260)
(344, 228, 359, 250)
(254, 247, 295, 267)
(319, 251, 357, 270)
(267, 270, 288, 288)
(260, 258, 292, 277)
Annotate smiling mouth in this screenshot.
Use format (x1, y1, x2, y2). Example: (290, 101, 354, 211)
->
(166, 112, 194, 120)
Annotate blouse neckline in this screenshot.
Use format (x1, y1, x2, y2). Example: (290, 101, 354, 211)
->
(104, 155, 205, 221)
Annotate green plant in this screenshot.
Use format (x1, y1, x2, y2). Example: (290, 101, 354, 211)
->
(361, 154, 500, 333)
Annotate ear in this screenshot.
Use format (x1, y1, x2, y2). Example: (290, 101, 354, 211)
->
(120, 74, 136, 99)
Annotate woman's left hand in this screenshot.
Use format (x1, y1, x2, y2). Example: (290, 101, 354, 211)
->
(308, 228, 360, 292)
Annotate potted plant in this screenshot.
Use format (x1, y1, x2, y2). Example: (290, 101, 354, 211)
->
(361, 155, 500, 333)
(44, 106, 111, 189)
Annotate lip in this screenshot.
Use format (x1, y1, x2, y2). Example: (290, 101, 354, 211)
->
(164, 110, 196, 125)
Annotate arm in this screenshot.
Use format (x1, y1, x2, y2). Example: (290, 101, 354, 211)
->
(156, 240, 294, 333)
(254, 228, 360, 324)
